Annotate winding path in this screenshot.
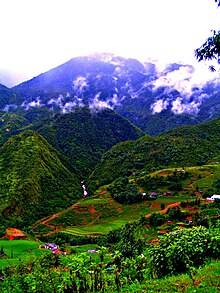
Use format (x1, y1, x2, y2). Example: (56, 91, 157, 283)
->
(145, 201, 181, 218)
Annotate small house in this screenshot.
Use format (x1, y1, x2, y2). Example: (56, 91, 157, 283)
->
(149, 192, 158, 198)
(207, 194, 220, 201)
(166, 192, 172, 196)
(43, 243, 59, 251)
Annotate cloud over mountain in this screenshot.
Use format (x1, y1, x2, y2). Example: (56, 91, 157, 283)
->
(1, 53, 220, 134)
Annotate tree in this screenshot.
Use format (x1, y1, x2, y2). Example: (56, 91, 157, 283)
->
(195, 1, 220, 71)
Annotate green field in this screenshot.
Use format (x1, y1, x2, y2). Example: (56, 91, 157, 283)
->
(62, 218, 131, 236)
(32, 163, 220, 238)
(0, 239, 48, 268)
(57, 193, 188, 236)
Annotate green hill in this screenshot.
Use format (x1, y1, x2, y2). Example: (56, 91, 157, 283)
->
(32, 107, 144, 177)
(0, 130, 82, 228)
(88, 118, 220, 191)
(0, 112, 28, 146)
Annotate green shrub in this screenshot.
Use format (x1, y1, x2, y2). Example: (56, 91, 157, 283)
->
(148, 226, 220, 278)
(147, 212, 166, 227)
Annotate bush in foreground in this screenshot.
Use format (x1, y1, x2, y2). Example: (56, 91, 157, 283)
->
(148, 225, 220, 278)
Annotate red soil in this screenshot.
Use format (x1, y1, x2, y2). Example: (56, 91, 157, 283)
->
(5, 228, 26, 240)
(90, 205, 96, 214)
(161, 172, 168, 176)
(145, 202, 181, 218)
(100, 190, 107, 194)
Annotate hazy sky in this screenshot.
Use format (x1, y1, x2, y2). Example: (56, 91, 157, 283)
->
(0, 0, 220, 86)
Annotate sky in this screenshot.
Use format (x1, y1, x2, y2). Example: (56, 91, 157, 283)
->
(0, 0, 220, 87)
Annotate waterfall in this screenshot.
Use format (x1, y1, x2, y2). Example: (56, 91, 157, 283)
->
(81, 180, 88, 197)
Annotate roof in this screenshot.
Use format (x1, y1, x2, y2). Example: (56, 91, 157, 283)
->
(211, 194, 220, 199)
(44, 243, 58, 249)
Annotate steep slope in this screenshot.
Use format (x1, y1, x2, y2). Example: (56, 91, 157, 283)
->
(0, 112, 28, 146)
(87, 118, 220, 191)
(0, 83, 18, 110)
(0, 130, 82, 228)
(31, 107, 144, 177)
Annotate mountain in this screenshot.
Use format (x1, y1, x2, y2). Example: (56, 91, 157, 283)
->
(0, 130, 82, 228)
(0, 112, 28, 146)
(87, 118, 220, 192)
(0, 83, 18, 110)
(30, 107, 144, 177)
(0, 53, 218, 135)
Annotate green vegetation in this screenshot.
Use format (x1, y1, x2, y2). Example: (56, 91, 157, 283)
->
(149, 226, 220, 278)
(0, 130, 81, 228)
(1, 93, 220, 291)
(0, 112, 28, 146)
(33, 107, 144, 176)
(33, 188, 153, 237)
(0, 239, 48, 268)
(88, 118, 220, 192)
(32, 159, 220, 238)
(0, 189, 219, 292)
(0, 220, 219, 292)
(195, 0, 220, 71)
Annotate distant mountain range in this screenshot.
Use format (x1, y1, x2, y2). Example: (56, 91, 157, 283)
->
(0, 53, 220, 135)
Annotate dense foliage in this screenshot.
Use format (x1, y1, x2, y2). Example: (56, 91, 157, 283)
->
(108, 177, 144, 204)
(0, 130, 81, 228)
(88, 118, 220, 192)
(0, 222, 219, 292)
(148, 226, 220, 278)
(32, 107, 143, 177)
(195, 0, 220, 71)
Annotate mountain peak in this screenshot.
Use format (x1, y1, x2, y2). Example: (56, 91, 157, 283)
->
(1, 53, 220, 135)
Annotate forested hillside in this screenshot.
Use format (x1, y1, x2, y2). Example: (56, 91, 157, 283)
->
(29, 107, 144, 176)
(0, 130, 81, 228)
(88, 118, 220, 192)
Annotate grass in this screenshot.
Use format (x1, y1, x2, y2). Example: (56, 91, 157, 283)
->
(187, 164, 220, 189)
(155, 195, 192, 204)
(149, 164, 220, 193)
(61, 218, 131, 236)
(0, 239, 48, 268)
(34, 163, 220, 237)
(130, 259, 220, 293)
(78, 197, 109, 205)
(36, 191, 196, 237)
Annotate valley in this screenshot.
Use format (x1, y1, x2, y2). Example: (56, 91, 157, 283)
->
(0, 54, 220, 292)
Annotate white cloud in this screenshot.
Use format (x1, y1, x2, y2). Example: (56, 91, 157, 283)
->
(1, 0, 220, 86)
(151, 99, 169, 114)
(171, 97, 201, 115)
(3, 104, 17, 112)
(88, 92, 121, 110)
(22, 97, 43, 110)
(73, 76, 88, 94)
(48, 95, 64, 107)
(61, 102, 77, 113)
(154, 65, 197, 95)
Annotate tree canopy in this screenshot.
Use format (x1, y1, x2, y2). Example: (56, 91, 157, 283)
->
(215, 0, 220, 6)
(195, 1, 220, 70)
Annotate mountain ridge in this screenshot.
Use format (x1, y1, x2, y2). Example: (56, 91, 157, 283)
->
(0, 130, 82, 228)
(30, 107, 144, 177)
(87, 118, 220, 192)
(0, 53, 220, 135)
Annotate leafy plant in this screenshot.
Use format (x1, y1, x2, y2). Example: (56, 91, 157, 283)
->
(148, 226, 220, 278)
